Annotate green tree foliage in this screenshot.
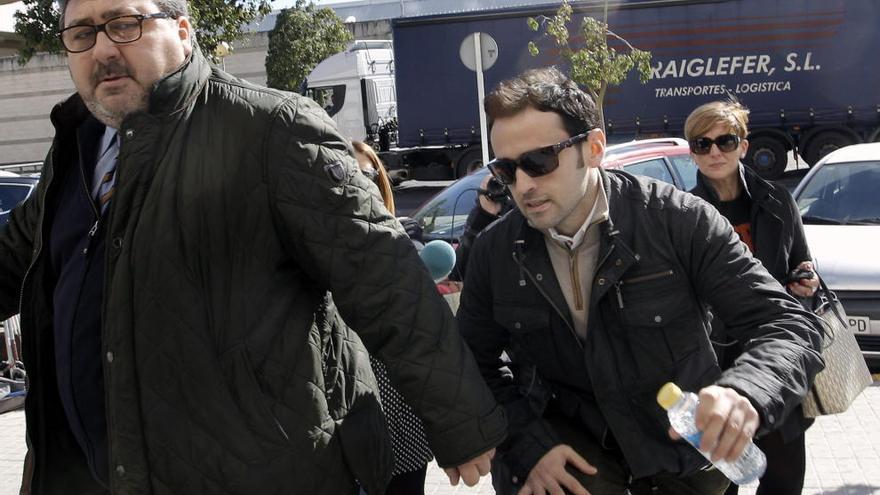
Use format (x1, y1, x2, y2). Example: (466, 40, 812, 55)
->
(528, 0, 652, 127)
(13, 0, 271, 65)
(13, 0, 61, 63)
(188, 0, 272, 63)
(265, 0, 352, 92)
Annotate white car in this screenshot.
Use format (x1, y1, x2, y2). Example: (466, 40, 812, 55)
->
(793, 142, 880, 371)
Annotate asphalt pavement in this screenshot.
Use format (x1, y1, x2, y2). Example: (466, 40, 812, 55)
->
(2, 380, 879, 494)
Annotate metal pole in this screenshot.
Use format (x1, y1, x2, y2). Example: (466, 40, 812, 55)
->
(474, 33, 490, 165)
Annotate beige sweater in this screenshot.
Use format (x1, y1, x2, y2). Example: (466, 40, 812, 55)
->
(544, 181, 609, 340)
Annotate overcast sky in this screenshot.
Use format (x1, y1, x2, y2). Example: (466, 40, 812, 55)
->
(0, 0, 353, 32)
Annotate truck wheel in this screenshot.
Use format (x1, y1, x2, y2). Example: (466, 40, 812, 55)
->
(744, 136, 787, 180)
(456, 148, 484, 178)
(803, 131, 854, 166)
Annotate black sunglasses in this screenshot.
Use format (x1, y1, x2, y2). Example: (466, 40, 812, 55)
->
(689, 134, 741, 155)
(487, 132, 589, 185)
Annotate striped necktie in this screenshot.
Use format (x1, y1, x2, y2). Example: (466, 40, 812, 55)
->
(93, 133, 118, 213)
(98, 168, 115, 208)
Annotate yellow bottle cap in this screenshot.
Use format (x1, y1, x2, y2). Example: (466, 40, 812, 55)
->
(657, 382, 683, 410)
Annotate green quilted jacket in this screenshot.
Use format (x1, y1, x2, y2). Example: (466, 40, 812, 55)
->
(0, 48, 506, 494)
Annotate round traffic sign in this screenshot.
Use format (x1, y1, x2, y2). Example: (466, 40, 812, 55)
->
(459, 32, 499, 72)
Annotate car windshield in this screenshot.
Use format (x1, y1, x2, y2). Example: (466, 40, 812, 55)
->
(411, 170, 486, 243)
(0, 183, 33, 213)
(669, 155, 698, 191)
(797, 161, 880, 225)
(623, 158, 674, 185)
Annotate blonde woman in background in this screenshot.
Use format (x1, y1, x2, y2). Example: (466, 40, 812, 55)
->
(353, 141, 396, 214)
(352, 140, 433, 495)
(685, 100, 818, 495)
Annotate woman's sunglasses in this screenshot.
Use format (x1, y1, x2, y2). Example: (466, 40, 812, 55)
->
(689, 134, 741, 155)
(487, 132, 589, 185)
(360, 168, 379, 181)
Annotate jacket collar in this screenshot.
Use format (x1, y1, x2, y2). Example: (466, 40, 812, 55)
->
(148, 45, 212, 118)
(50, 93, 92, 138)
(692, 163, 786, 241)
(512, 168, 631, 257)
(512, 169, 619, 250)
(509, 170, 637, 326)
(694, 162, 779, 206)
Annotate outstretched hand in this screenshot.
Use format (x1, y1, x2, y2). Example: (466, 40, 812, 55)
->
(517, 444, 597, 495)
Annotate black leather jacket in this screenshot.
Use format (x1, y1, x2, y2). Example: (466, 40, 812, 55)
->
(458, 169, 823, 483)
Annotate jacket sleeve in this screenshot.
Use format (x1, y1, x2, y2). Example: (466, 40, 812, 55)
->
(457, 228, 560, 479)
(781, 187, 812, 271)
(674, 194, 824, 434)
(0, 176, 43, 320)
(262, 95, 506, 467)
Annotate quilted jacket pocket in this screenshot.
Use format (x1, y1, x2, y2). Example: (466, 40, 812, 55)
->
(225, 345, 293, 451)
(337, 395, 393, 495)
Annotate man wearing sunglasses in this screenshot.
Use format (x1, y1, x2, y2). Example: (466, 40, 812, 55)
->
(457, 67, 823, 494)
(0, 0, 505, 493)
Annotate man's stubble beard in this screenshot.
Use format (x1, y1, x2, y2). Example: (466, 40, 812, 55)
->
(80, 59, 148, 129)
(83, 89, 149, 129)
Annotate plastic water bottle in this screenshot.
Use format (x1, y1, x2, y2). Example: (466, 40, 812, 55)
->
(657, 382, 766, 485)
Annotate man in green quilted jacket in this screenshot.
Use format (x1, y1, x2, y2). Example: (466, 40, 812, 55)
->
(0, 0, 506, 493)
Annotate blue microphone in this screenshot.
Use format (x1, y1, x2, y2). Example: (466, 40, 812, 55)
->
(419, 240, 457, 282)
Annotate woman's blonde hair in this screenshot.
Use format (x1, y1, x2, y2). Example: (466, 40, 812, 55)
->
(684, 99, 750, 141)
(352, 141, 396, 215)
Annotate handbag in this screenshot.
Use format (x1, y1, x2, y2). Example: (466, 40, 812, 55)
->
(801, 276, 873, 417)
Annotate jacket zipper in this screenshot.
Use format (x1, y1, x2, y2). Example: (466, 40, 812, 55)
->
(512, 250, 583, 350)
(614, 269, 675, 309)
(569, 250, 583, 311)
(78, 158, 100, 219)
(79, 152, 102, 255)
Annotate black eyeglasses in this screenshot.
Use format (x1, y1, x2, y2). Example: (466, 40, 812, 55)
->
(487, 132, 589, 185)
(689, 134, 741, 155)
(58, 13, 176, 53)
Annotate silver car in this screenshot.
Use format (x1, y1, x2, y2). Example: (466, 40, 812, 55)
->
(793, 143, 880, 371)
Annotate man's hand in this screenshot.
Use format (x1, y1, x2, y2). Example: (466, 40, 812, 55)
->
(478, 174, 503, 215)
(669, 386, 760, 463)
(444, 448, 494, 487)
(517, 445, 597, 495)
(787, 260, 818, 297)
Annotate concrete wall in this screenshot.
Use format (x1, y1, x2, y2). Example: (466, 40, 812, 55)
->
(0, 19, 392, 167)
(0, 52, 73, 166)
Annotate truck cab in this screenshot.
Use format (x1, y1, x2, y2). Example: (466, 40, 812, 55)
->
(305, 40, 396, 143)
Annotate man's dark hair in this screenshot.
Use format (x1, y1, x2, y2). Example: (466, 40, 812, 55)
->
(58, 0, 190, 29)
(484, 66, 600, 138)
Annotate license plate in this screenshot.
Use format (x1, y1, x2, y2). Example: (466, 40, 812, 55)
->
(847, 316, 871, 334)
